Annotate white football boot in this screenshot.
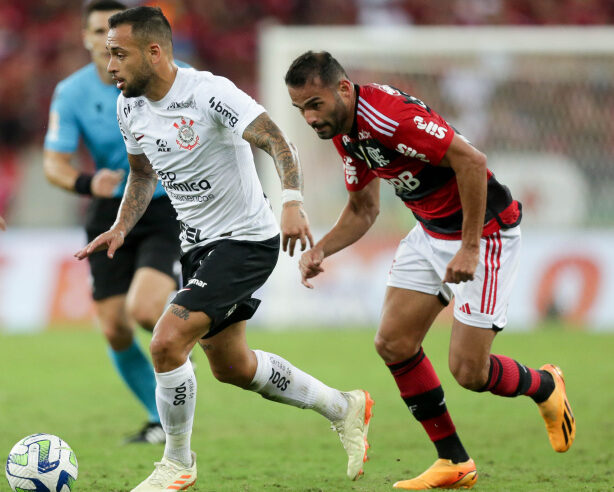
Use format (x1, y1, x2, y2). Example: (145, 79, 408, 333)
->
(331, 389, 374, 480)
(131, 451, 197, 491)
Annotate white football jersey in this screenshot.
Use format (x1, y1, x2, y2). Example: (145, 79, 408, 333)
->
(117, 67, 279, 252)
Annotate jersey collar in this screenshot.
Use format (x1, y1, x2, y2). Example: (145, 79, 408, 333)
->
(347, 83, 360, 139)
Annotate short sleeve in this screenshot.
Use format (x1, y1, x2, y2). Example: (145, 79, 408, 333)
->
(116, 97, 144, 155)
(388, 103, 455, 166)
(44, 82, 80, 153)
(333, 137, 376, 192)
(206, 75, 266, 136)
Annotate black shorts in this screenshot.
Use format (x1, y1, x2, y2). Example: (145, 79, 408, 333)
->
(86, 196, 181, 301)
(172, 235, 280, 338)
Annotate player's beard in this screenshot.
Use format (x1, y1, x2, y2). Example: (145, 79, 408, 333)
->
(122, 57, 156, 98)
(314, 93, 351, 139)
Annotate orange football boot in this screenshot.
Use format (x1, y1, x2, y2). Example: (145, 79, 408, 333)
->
(537, 364, 575, 452)
(393, 458, 477, 490)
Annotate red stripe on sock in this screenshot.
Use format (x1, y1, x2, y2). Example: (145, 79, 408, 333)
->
(388, 349, 457, 443)
(524, 368, 543, 396)
(486, 355, 519, 396)
(389, 350, 441, 398)
(422, 413, 457, 442)
(486, 354, 541, 397)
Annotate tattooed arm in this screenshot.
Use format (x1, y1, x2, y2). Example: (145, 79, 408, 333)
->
(75, 153, 157, 260)
(243, 112, 313, 255)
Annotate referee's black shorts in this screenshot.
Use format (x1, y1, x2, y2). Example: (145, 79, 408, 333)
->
(85, 195, 181, 301)
(172, 234, 280, 338)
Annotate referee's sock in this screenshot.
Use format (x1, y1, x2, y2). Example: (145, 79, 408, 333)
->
(109, 339, 160, 423)
(479, 354, 555, 402)
(387, 347, 470, 464)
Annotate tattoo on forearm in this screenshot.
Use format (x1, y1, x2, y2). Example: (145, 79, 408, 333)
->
(170, 304, 190, 321)
(244, 114, 302, 191)
(117, 169, 157, 233)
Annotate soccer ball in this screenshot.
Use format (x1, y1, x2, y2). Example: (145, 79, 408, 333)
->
(5, 433, 78, 492)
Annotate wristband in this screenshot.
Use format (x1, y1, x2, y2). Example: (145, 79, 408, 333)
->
(281, 189, 303, 204)
(74, 173, 94, 195)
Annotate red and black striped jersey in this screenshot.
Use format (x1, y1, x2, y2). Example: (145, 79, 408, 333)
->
(332, 84, 521, 239)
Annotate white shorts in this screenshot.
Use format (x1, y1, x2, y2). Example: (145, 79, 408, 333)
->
(387, 224, 521, 329)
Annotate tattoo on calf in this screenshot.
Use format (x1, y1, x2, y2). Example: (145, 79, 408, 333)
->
(170, 304, 190, 320)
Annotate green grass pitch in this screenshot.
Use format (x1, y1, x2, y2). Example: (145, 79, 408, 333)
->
(1, 326, 613, 491)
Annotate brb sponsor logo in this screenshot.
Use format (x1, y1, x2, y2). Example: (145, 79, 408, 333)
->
(413, 116, 447, 139)
(395, 143, 430, 163)
(208, 97, 239, 127)
(384, 170, 421, 193)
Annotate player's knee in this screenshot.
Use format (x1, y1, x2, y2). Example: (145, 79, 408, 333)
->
(99, 318, 133, 351)
(127, 299, 163, 332)
(450, 360, 488, 391)
(374, 331, 421, 364)
(150, 332, 184, 371)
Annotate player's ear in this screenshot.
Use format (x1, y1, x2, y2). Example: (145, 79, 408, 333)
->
(338, 78, 352, 94)
(148, 43, 162, 63)
(337, 78, 353, 102)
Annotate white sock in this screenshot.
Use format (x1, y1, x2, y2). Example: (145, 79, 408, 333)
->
(155, 359, 197, 466)
(249, 350, 348, 421)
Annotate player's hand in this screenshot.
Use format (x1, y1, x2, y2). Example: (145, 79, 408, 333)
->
(280, 201, 314, 256)
(0, 216, 6, 231)
(74, 227, 125, 260)
(299, 246, 325, 289)
(444, 245, 480, 284)
(91, 169, 124, 198)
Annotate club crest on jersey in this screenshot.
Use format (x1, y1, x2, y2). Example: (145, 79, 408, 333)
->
(173, 117, 200, 150)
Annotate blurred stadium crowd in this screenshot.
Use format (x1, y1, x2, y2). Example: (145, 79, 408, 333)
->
(1, 0, 614, 223)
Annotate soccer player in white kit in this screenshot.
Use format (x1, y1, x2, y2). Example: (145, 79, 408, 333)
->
(75, 7, 373, 491)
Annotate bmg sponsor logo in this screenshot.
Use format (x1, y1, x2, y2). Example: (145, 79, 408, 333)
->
(209, 97, 239, 127)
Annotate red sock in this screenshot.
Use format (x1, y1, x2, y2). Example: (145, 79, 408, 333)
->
(482, 354, 542, 397)
(388, 347, 469, 462)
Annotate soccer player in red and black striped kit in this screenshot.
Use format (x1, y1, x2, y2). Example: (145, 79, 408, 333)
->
(286, 51, 575, 490)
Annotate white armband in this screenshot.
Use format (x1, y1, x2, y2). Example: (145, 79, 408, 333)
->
(281, 189, 303, 204)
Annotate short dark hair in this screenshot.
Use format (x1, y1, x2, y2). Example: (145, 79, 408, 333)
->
(285, 51, 348, 87)
(84, 0, 126, 23)
(108, 6, 173, 48)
